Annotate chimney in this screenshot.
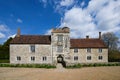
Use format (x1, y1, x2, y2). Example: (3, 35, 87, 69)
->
(86, 35, 89, 39)
(99, 32, 101, 39)
(16, 28, 20, 37)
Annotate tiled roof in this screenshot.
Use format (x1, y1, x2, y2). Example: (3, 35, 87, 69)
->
(10, 35, 107, 48)
(70, 39, 107, 48)
(10, 35, 51, 44)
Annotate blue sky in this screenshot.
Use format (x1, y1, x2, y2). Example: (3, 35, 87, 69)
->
(0, 0, 120, 45)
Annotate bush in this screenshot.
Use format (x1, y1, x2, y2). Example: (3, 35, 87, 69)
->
(0, 63, 56, 68)
(66, 63, 120, 68)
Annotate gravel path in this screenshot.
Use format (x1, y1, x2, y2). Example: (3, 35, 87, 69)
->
(0, 66, 120, 80)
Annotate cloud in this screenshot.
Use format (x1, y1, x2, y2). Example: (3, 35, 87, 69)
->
(60, 0, 74, 7)
(39, 0, 48, 8)
(59, 0, 120, 38)
(0, 32, 5, 38)
(17, 18, 23, 23)
(0, 24, 9, 38)
(8, 34, 16, 38)
(0, 24, 9, 31)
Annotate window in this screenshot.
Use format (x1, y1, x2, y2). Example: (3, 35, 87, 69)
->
(43, 56, 47, 61)
(74, 56, 78, 61)
(17, 56, 21, 61)
(99, 48, 102, 53)
(98, 56, 103, 60)
(87, 48, 91, 53)
(31, 56, 35, 61)
(58, 35, 63, 42)
(30, 45, 35, 52)
(87, 56, 91, 60)
(57, 45, 63, 52)
(74, 48, 78, 53)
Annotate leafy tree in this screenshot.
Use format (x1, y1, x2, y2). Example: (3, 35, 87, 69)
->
(102, 32, 119, 51)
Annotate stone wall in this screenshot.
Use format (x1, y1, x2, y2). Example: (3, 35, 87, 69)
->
(68, 48, 108, 63)
(10, 44, 52, 64)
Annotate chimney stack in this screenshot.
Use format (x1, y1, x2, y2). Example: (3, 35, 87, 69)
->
(86, 35, 89, 39)
(16, 28, 20, 37)
(99, 32, 101, 39)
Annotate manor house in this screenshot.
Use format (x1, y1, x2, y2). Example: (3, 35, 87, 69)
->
(10, 27, 108, 64)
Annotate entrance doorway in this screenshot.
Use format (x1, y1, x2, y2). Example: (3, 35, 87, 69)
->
(57, 55, 63, 63)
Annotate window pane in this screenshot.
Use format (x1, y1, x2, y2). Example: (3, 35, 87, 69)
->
(87, 56, 91, 60)
(58, 35, 63, 42)
(31, 45, 35, 52)
(74, 56, 78, 61)
(17, 56, 21, 61)
(74, 48, 78, 53)
(57, 45, 63, 52)
(99, 48, 102, 53)
(43, 56, 47, 61)
(87, 48, 91, 53)
(31, 57, 35, 61)
(98, 56, 103, 60)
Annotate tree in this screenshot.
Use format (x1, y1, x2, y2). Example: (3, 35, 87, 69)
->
(102, 32, 119, 51)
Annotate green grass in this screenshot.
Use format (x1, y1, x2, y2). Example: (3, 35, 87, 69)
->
(0, 63, 56, 68)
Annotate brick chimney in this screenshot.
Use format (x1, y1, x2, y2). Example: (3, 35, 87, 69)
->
(16, 28, 20, 37)
(99, 32, 101, 39)
(86, 35, 89, 39)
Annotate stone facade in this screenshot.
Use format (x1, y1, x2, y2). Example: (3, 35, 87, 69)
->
(10, 27, 108, 64)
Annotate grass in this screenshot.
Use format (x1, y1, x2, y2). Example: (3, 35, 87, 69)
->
(0, 63, 56, 68)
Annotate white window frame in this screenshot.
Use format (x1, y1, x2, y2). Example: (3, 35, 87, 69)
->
(74, 56, 78, 61)
(98, 48, 102, 53)
(74, 48, 78, 53)
(87, 48, 91, 53)
(31, 56, 35, 61)
(30, 45, 35, 53)
(16, 56, 21, 61)
(87, 56, 91, 60)
(43, 56, 47, 61)
(98, 56, 103, 60)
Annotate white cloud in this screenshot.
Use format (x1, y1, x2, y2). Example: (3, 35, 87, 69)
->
(0, 32, 5, 38)
(8, 34, 16, 38)
(0, 24, 9, 31)
(59, 0, 120, 38)
(45, 29, 52, 35)
(60, 0, 74, 7)
(17, 18, 23, 23)
(39, 0, 48, 8)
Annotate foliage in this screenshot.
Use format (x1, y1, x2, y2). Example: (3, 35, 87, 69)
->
(108, 50, 120, 62)
(66, 63, 120, 68)
(0, 63, 56, 68)
(102, 32, 119, 50)
(0, 37, 12, 61)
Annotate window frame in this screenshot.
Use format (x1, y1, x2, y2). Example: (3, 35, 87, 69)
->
(98, 56, 103, 60)
(74, 48, 78, 53)
(30, 45, 35, 53)
(57, 45, 63, 52)
(17, 56, 21, 61)
(87, 56, 91, 60)
(31, 56, 35, 61)
(43, 56, 47, 61)
(74, 56, 78, 61)
(98, 48, 102, 53)
(58, 35, 63, 42)
(87, 48, 91, 53)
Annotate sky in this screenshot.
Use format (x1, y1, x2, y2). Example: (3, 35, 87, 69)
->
(0, 0, 120, 45)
